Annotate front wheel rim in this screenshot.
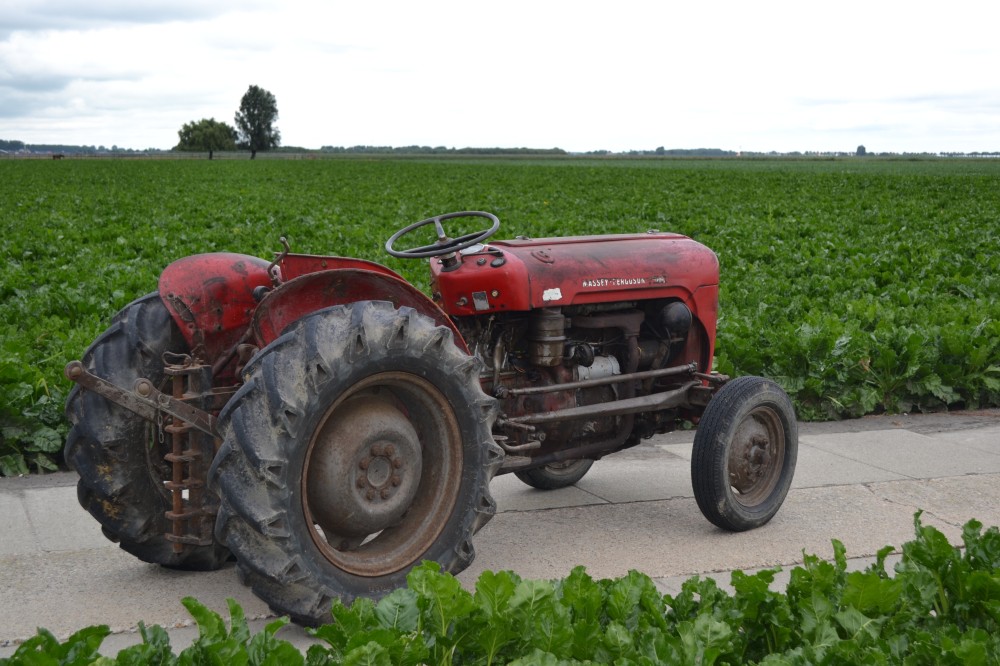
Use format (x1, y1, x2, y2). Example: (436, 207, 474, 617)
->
(726, 405, 785, 508)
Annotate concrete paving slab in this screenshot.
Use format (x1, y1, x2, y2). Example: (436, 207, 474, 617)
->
(802, 428, 1000, 478)
(0, 494, 35, 557)
(653, 442, 693, 461)
(459, 480, 968, 587)
(575, 456, 692, 503)
(791, 442, 906, 488)
(3, 420, 999, 658)
(871, 474, 1000, 529)
(22, 485, 111, 552)
(934, 424, 1000, 452)
(489, 475, 607, 511)
(641, 437, 907, 491)
(0, 549, 269, 643)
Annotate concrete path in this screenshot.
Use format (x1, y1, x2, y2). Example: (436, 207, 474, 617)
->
(2, 410, 998, 657)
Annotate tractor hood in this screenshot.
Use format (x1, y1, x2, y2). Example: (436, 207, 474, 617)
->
(431, 232, 719, 316)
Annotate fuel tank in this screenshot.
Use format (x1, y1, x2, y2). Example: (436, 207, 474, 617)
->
(431, 232, 719, 315)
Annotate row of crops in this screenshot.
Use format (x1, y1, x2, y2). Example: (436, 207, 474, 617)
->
(1, 156, 998, 474)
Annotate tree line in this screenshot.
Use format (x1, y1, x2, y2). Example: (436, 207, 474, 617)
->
(174, 85, 280, 159)
(319, 145, 568, 155)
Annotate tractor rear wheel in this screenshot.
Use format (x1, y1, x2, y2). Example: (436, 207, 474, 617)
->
(211, 301, 503, 625)
(691, 376, 798, 531)
(515, 459, 594, 490)
(64, 293, 229, 569)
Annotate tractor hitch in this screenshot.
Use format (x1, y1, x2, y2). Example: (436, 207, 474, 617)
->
(65, 360, 218, 437)
(66, 357, 223, 553)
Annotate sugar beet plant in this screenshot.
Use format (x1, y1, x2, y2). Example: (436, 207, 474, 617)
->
(4, 513, 999, 664)
(1, 157, 999, 473)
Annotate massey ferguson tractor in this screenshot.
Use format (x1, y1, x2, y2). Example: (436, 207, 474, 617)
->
(64, 211, 797, 625)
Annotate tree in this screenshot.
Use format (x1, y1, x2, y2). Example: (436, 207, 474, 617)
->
(856, 145, 867, 157)
(175, 118, 237, 159)
(234, 85, 280, 159)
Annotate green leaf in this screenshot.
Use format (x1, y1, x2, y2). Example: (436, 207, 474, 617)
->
(842, 570, 902, 615)
(558, 566, 602, 625)
(602, 622, 634, 659)
(676, 614, 735, 665)
(834, 606, 885, 643)
(375, 589, 418, 632)
(114, 622, 174, 666)
(408, 561, 474, 639)
(506, 648, 566, 666)
(247, 627, 303, 666)
(181, 597, 226, 643)
(226, 598, 251, 646)
(27, 426, 62, 454)
(0, 453, 29, 477)
(342, 641, 391, 666)
(474, 569, 519, 619)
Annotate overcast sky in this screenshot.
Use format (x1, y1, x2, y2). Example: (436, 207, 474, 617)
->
(2, 1, 998, 153)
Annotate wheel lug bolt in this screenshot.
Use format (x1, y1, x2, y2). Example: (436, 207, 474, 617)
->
(391, 474, 401, 487)
(371, 444, 383, 456)
(392, 457, 402, 469)
(384, 445, 395, 456)
(359, 457, 370, 470)
(366, 489, 375, 501)
(381, 488, 391, 499)
(356, 477, 366, 489)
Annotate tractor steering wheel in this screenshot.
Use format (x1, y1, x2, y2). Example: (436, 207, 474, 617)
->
(385, 211, 500, 259)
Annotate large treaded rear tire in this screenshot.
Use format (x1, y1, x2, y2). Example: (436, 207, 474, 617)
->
(691, 376, 798, 532)
(211, 301, 503, 625)
(64, 293, 229, 569)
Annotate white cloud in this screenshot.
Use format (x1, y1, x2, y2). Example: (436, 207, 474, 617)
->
(2, 0, 999, 152)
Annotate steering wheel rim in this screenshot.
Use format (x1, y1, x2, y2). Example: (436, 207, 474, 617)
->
(385, 211, 500, 259)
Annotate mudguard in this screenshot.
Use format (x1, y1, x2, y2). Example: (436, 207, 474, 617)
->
(159, 252, 466, 379)
(250, 268, 467, 352)
(158, 253, 274, 370)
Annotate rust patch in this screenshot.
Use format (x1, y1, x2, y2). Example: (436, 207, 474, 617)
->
(101, 499, 122, 519)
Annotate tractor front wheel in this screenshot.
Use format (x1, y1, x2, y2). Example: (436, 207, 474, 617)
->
(211, 301, 503, 625)
(691, 376, 798, 531)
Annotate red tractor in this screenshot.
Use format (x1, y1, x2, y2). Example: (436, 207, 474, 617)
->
(65, 212, 797, 625)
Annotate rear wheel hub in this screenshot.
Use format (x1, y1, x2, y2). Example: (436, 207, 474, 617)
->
(307, 394, 423, 542)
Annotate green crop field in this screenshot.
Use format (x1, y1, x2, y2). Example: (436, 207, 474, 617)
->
(2, 156, 999, 474)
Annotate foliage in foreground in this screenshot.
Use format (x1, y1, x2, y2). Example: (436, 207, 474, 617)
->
(3, 513, 999, 665)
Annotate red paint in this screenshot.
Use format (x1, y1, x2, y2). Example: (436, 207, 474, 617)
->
(158, 253, 273, 362)
(157, 235, 717, 376)
(279, 253, 405, 282)
(431, 233, 718, 314)
(431, 232, 719, 372)
(251, 268, 466, 351)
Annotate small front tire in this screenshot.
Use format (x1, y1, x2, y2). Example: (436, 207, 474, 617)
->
(691, 376, 798, 531)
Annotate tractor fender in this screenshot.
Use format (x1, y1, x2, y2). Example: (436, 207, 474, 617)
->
(249, 268, 469, 353)
(158, 252, 274, 368)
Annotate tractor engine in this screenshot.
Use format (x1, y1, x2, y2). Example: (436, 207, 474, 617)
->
(454, 299, 698, 468)
(435, 232, 720, 472)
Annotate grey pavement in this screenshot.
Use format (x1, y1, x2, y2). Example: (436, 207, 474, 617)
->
(2, 409, 998, 657)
